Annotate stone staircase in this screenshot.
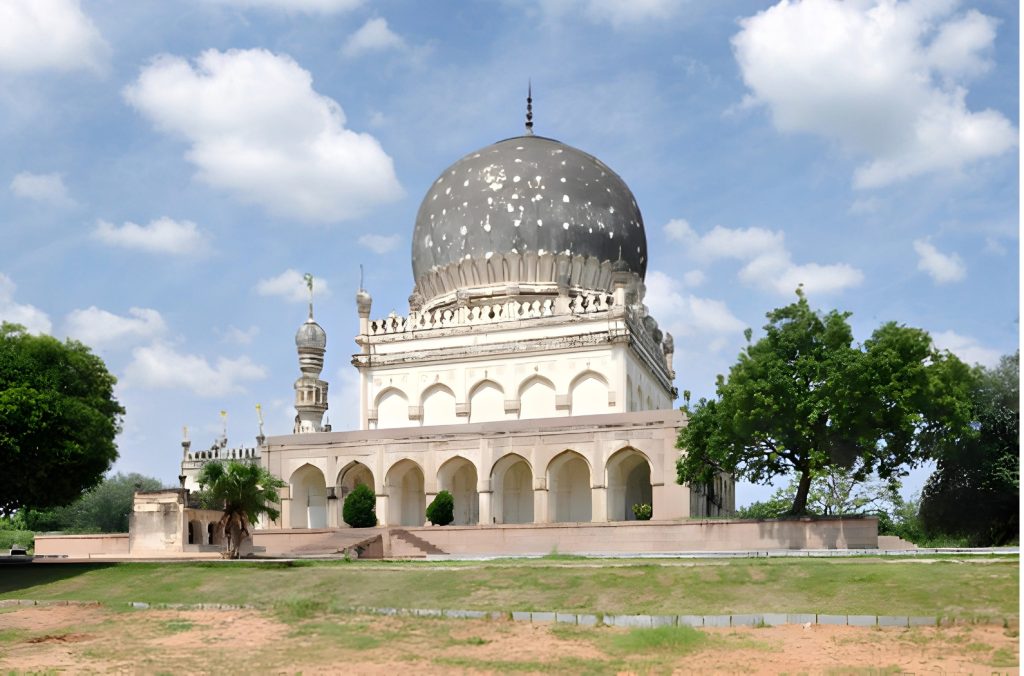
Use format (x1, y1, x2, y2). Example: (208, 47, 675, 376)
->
(390, 529, 448, 557)
(877, 535, 918, 550)
(255, 528, 384, 558)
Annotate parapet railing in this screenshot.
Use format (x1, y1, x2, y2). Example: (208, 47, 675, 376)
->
(185, 447, 261, 462)
(367, 291, 616, 337)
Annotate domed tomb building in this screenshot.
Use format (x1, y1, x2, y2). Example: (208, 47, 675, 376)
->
(256, 124, 735, 538)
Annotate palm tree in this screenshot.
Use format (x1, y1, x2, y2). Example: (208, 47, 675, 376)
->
(196, 460, 286, 559)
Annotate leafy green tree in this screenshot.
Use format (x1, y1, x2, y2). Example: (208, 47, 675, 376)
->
(197, 460, 286, 558)
(735, 467, 901, 520)
(425, 490, 454, 526)
(0, 323, 124, 516)
(920, 352, 1019, 545)
(677, 290, 974, 514)
(343, 483, 377, 527)
(22, 472, 162, 532)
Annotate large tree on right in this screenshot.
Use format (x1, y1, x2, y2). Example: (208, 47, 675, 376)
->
(919, 352, 1019, 545)
(677, 289, 975, 515)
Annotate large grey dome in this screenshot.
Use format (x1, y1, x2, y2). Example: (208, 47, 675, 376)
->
(411, 135, 646, 305)
(295, 319, 326, 349)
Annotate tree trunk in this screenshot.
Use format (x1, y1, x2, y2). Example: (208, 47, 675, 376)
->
(791, 470, 812, 515)
(228, 518, 242, 559)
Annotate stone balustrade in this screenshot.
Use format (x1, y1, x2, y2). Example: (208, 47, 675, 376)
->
(185, 446, 260, 462)
(367, 291, 616, 337)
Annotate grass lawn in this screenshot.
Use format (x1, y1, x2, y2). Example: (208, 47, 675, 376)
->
(0, 555, 1017, 620)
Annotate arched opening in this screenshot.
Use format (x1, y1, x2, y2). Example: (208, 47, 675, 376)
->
(491, 453, 534, 524)
(421, 384, 457, 426)
(290, 464, 328, 528)
(376, 388, 413, 429)
(519, 375, 556, 419)
(547, 451, 591, 523)
(569, 372, 608, 416)
(385, 460, 425, 527)
(437, 457, 479, 525)
(188, 520, 199, 545)
(469, 380, 505, 423)
(206, 523, 214, 545)
(606, 448, 653, 521)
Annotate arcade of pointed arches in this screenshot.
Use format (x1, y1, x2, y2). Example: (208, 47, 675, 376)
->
(285, 446, 657, 528)
(369, 370, 617, 429)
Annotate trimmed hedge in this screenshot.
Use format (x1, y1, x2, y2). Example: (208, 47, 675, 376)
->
(343, 484, 377, 528)
(426, 490, 454, 526)
(0, 530, 34, 552)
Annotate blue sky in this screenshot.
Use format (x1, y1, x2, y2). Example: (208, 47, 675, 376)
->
(1, 0, 1018, 506)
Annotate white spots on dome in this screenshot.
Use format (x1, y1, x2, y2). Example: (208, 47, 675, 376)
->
(432, 193, 437, 201)
(450, 169, 456, 176)
(537, 219, 543, 227)
(562, 222, 569, 230)
(563, 249, 571, 255)
(429, 213, 434, 220)
(442, 208, 447, 215)
(511, 247, 518, 254)
(609, 206, 615, 214)
(513, 219, 521, 227)
(560, 177, 566, 183)
(487, 197, 493, 205)
(513, 176, 521, 183)
(535, 175, 541, 182)
(463, 180, 469, 187)
(441, 233, 447, 241)
(507, 204, 514, 213)
(608, 231, 614, 239)
(483, 214, 491, 232)
(562, 195, 570, 203)
(514, 158, 522, 163)
(485, 251, 493, 259)
(553, 149, 563, 154)
(465, 254, 472, 260)
(538, 248, 547, 255)
(637, 246, 641, 253)
(560, 160, 566, 166)
(490, 183, 503, 191)
(425, 235, 432, 247)
(445, 187, 451, 195)
(473, 153, 481, 158)
(459, 225, 468, 235)
(511, 193, 519, 199)
(588, 228, 593, 233)
(532, 193, 542, 202)
(515, 146, 524, 150)
(462, 201, 468, 207)
(436, 177, 444, 184)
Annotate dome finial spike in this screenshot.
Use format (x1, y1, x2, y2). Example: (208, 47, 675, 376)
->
(303, 272, 314, 320)
(525, 80, 534, 135)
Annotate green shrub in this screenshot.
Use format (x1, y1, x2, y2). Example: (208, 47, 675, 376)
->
(426, 490, 454, 526)
(0, 530, 34, 552)
(632, 503, 653, 520)
(342, 484, 377, 528)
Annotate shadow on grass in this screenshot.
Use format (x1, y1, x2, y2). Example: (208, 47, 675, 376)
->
(0, 562, 116, 596)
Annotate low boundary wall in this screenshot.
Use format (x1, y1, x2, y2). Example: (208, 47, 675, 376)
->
(34, 534, 129, 558)
(387, 517, 878, 557)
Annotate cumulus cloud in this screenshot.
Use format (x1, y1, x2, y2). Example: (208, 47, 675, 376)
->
(358, 233, 401, 254)
(931, 330, 1000, 368)
(644, 270, 746, 338)
(206, 0, 363, 13)
(123, 48, 402, 223)
(342, 18, 406, 58)
(913, 239, 966, 284)
(217, 325, 260, 345)
(124, 342, 266, 396)
(10, 172, 75, 206)
(0, 273, 51, 334)
(93, 218, 209, 256)
(0, 0, 109, 73)
(257, 269, 331, 303)
(532, 0, 677, 27)
(663, 218, 863, 296)
(64, 306, 166, 348)
(733, 0, 1017, 188)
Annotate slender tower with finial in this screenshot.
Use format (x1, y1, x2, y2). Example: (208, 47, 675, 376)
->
(525, 80, 533, 135)
(294, 273, 329, 433)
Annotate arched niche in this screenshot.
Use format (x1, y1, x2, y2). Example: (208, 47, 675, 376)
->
(519, 375, 556, 420)
(491, 453, 534, 524)
(606, 447, 653, 521)
(385, 459, 425, 527)
(469, 380, 505, 423)
(421, 383, 457, 426)
(437, 456, 479, 525)
(290, 464, 328, 529)
(376, 388, 414, 429)
(569, 371, 608, 416)
(547, 450, 591, 523)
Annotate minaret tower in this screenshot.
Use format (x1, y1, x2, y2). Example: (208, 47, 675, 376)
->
(294, 273, 328, 433)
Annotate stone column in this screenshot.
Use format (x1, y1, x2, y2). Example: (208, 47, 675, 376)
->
(327, 494, 339, 528)
(478, 490, 493, 525)
(590, 485, 608, 522)
(375, 493, 389, 526)
(280, 499, 292, 530)
(533, 477, 549, 524)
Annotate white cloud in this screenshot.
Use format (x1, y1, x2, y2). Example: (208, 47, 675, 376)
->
(342, 18, 406, 58)
(124, 342, 266, 396)
(733, 0, 1017, 188)
(913, 239, 966, 284)
(124, 48, 402, 223)
(0, 273, 51, 334)
(0, 0, 109, 73)
(358, 233, 401, 254)
(93, 218, 209, 256)
(206, 0, 363, 13)
(682, 270, 705, 287)
(10, 172, 75, 206)
(218, 325, 260, 345)
(644, 270, 746, 338)
(64, 306, 166, 348)
(931, 330, 1000, 368)
(257, 269, 331, 303)
(533, 0, 677, 27)
(662, 218, 863, 296)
